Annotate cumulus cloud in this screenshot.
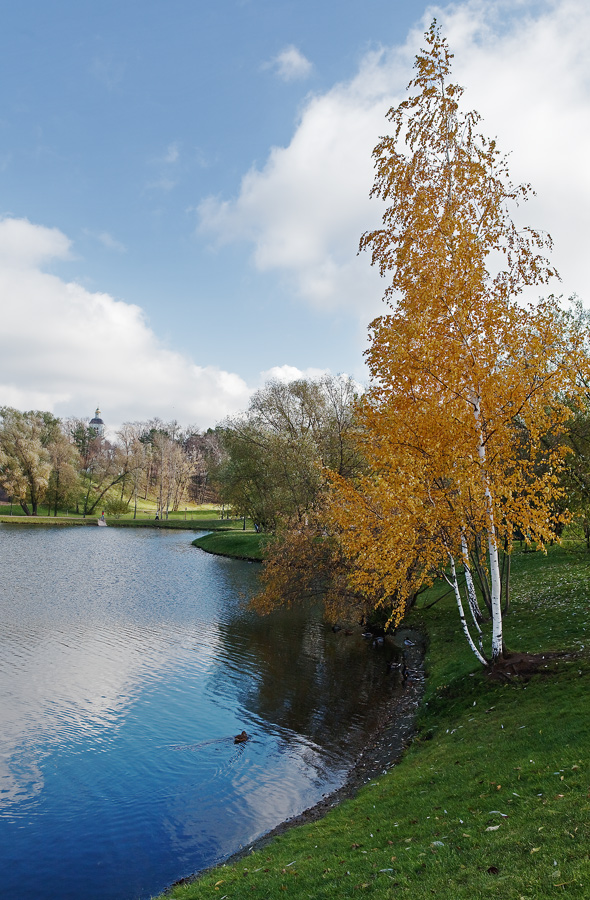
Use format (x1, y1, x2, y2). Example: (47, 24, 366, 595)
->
(260, 364, 331, 383)
(197, 49, 398, 317)
(199, 0, 590, 315)
(266, 45, 313, 82)
(0, 218, 255, 429)
(437, 0, 590, 304)
(0, 217, 72, 267)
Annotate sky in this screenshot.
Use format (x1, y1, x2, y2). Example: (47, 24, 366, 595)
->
(1, 0, 589, 432)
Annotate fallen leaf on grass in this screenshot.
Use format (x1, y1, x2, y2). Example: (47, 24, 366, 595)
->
(487, 866, 499, 875)
(486, 826, 500, 832)
(530, 847, 541, 853)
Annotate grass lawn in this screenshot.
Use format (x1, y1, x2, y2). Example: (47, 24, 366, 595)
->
(191, 530, 267, 561)
(157, 544, 590, 899)
(0, 504, 246, 533)
(0, 514, 98, 526)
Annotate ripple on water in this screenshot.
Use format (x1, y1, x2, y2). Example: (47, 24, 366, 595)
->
(0, 526, 403, 900)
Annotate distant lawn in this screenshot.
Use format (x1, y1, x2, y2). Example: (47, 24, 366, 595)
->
(110, 516, 245, 532)
(0, 505, 247, 533)
(0, 514, 97, 526)
(158, 543, 590, 900)
(192, 530, 267, 561)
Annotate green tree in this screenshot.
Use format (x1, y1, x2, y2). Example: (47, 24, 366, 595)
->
(0, 407, 60, 515)
(47, 427, 81, 515)
(217, 375, 359, 532)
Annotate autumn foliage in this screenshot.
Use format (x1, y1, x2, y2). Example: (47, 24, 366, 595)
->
(324, 24, 589, 663)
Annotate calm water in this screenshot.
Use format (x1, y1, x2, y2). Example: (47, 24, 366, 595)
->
(0, 525, 402, 900)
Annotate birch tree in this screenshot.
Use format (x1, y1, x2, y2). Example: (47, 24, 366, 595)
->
(327, 24, 588, 664)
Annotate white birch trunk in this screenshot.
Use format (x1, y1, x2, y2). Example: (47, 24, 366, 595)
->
(472, 395, 503, 662)
(461, 532, 483, 651)
(445, 555, 488, 667)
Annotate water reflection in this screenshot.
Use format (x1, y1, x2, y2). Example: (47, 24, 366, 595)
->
(0, 526, 402, 900)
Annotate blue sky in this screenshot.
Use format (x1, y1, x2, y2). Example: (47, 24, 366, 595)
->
(1, 0, 589, 430)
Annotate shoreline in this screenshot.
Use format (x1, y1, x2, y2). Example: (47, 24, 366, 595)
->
(192, 543, 262, 563)
(169, 626, 426, 891)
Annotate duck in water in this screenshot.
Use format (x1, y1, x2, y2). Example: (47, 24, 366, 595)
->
(234, 731, 249, 744)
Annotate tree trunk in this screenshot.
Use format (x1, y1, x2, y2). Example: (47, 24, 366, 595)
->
(445, 555, 488, 666)
(461, 532, 483, 623)
(471, 533, 492, 614)
(461, 533, 484, 653)
(503, 551, 511, 614)
(473, 394, 503, 662)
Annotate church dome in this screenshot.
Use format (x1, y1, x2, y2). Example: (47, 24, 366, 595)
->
(90, 407, 104, 425)
(89, 407, 105, 435)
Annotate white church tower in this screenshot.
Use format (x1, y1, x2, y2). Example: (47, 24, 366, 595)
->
(89, 407, 105, 438)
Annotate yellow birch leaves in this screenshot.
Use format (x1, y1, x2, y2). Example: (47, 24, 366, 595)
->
(326, 23, 589, 653)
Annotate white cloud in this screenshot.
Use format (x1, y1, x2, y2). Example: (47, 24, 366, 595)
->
(199, 38, 417, 318)
(436, 0, 590, 304)
(198, 49, 399, 318)
(145, 176, 178, 192)
(83, 229, 127, 253)
(164, 142, 180, 164)
(267, 45, 313, 82)
(0, 217, 72, 267)
(145, 143, 182, 193)
(260, 364, 330, 383)
(199, 0, 590, 316)
(0, 218, 255, 429)
(98, 231, 126, 253)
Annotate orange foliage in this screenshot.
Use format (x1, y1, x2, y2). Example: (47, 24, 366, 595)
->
(326, 24, 589, 661)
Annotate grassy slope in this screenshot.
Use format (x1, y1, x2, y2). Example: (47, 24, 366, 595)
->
(159, 545, 590, 900)
(191, 531, 266, 561)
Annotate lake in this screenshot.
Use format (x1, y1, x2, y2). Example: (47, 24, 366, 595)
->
(0, 524, 403, 900)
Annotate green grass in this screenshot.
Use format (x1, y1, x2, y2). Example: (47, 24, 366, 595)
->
(0, 505, 247, 534)
(156, 544, 590, 899)
(0, 504, 265, 558)
(192, 530, 267, 561)
(110, 515, 245, 532)
(0, 514, 98, 526)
